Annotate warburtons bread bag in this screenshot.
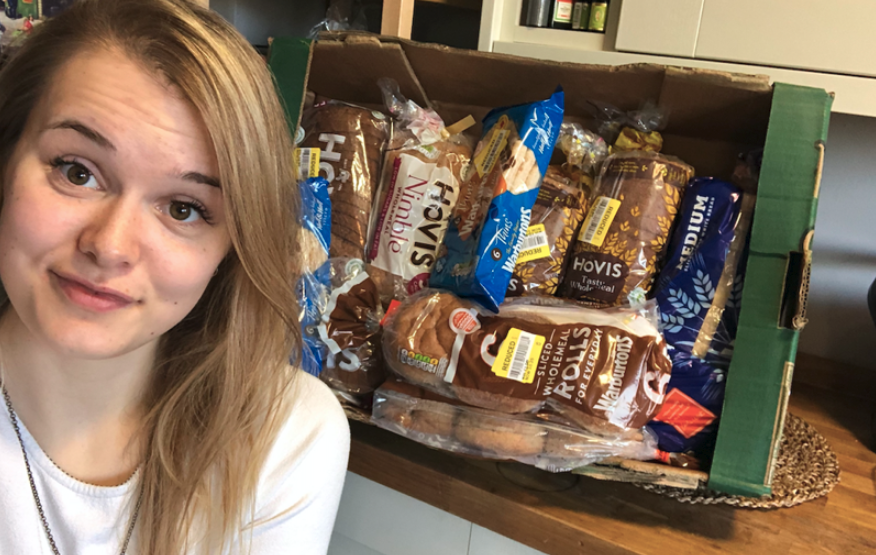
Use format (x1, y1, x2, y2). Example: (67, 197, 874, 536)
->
(430, 88, 565, 312)
(372, 378, 659, 471)
(382, 290, 672, 434)
(506, 166, 588, 297)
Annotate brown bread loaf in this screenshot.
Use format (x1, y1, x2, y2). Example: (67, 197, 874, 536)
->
(506, 166, 589, 297)
(301, 102, 390, 259)
(559, 151, 693, 306)
(382, 290, 672, 432)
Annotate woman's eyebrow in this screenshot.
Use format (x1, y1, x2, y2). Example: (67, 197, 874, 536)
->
(46, 119, 116, 151)
(181, 171, 221, 189)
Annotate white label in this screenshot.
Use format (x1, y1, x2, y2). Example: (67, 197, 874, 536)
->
(509, 332, 532, 381)
(554, 0, 573, 21)
(371, 153, 459, 282)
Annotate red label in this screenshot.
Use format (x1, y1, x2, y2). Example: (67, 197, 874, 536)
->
(652, 388, 716, 439)
(380, 300, 403, 327)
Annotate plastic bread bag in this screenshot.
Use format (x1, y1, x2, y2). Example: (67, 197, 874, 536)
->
(308, 0, 367, 38)
(299, 100, 390, 259)
(430, 88, 565, 312)
(295, 177, 332, 375)
(555, 122, 608, 192)
(652, 178, 754, 358)
(298, 177, 332, 271)
(704, 237, 749, 368)
(559, 151, 693, 307)
(378, 77, 447, 149)
(588, 101, 666, 153)
(381, 289, 671, 435)
(367, 78, 475, 299)
(372, 378, 659, 472)
(647, 347, 726, 467)
(696, 150, 761, 365)
(298, 258, 387, 402)
(506, 168, 589, 297)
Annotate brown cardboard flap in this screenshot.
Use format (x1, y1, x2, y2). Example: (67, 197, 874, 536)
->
(658, 66, 772, 145)
(310, 33, 776, 162)
(310, 37, 427, 108)
(402, 40, 665, 114)
(575, 459, 708, 490)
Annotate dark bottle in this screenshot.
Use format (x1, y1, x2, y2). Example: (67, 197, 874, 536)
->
(571, 1, 591, 31)
(524, 0, 552, 28)
(588, 1, 608, 33)
(550, 0, 574, 30)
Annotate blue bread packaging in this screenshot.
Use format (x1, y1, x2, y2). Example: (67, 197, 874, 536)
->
(299, 176, 332, 255)
(296, 177, 332, 376)
(647, 347, 726, 459)
(430, 88, 564, 312)
(654, 178, 744, 356)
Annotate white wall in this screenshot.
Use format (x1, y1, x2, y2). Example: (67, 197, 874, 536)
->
(800, 113, 876, 370)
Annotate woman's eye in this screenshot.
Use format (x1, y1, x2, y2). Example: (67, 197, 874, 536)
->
(59, 161, 98, 189)
(169, 200, 202, 223)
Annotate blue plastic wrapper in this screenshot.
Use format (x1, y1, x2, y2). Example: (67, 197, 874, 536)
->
(299, 177, 332, 255)
(431, 88, 564, 312)
(647, 347, 726, 458)
(295, 177, 332, 376)
(654, 178, 742, 354)
(296, 271, 327, 377)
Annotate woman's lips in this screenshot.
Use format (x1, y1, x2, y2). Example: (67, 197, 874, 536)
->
(52, 272, 135, 312)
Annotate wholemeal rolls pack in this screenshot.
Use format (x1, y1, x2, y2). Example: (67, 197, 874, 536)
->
(381, 290, 672, 434)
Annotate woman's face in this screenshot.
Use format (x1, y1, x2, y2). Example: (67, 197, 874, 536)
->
(0, 48, 231, 359)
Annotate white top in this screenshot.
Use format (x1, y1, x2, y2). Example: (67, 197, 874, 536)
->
(0, 371, 351, 555)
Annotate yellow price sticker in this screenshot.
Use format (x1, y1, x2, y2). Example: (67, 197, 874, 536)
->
(515, 223, 551, 264)
(578, 196, 621, 247)
(294, 148, 321, 181)
(491, 328, 545, 384)
(473, 115, 510, 178)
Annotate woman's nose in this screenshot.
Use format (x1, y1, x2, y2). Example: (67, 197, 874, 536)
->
(77, 198, 141, 269)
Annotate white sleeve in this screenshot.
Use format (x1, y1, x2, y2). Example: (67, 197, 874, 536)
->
(246, 372, 351, 555)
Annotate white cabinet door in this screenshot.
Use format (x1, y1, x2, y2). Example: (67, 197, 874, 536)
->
(615, 0, 705, 57)
(696, 0, 876, 78)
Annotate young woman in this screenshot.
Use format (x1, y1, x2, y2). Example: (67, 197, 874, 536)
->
(0, 0, 350, 553)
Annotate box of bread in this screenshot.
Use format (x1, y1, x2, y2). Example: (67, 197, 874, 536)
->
(269, 33, 832, 497)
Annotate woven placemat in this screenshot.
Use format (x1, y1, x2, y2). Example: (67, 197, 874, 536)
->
(637, 413, 841, 508)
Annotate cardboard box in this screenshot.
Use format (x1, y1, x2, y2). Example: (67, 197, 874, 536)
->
(269, 34, 832, 497)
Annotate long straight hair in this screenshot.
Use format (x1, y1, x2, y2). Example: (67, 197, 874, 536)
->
(0, 0, 303, 552)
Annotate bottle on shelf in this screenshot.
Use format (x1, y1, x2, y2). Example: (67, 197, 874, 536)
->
(550, 0, 574, 30)
(588, 0, 608, 33)
(523, 0, 552, 28)
(571, 1, 591, 31)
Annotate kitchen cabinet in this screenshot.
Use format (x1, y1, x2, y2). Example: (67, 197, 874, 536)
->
(479, 0, 876, 116)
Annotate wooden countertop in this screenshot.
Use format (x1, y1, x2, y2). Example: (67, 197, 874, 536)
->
(347, 357, 876, 555)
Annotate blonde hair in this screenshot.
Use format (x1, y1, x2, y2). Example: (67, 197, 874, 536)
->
(0, 0, 303, 552)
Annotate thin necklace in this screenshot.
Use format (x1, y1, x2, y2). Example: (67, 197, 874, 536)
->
(2, 385, 142, 555)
